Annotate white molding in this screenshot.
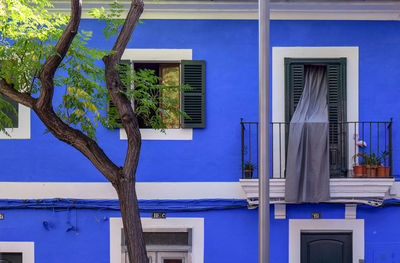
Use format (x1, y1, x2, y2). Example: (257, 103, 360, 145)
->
(110, 217, 204, 263)
(121, 49, 192, 62)
(120, 48, 193, 141)
(0, 242, 34, 263)
(289, 219, 364, 263)
(0, 104, 30, 139)
(345, 204, 357, 219)
(120, 128, 193, 140)
(274, 204, 286, 219)
(0, 182, 246, 200)
(272, 47, 359, 178)
(50, 1, 400, 20)
(240, 178, 395, 205)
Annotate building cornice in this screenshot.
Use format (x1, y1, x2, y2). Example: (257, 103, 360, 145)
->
(50, 1, 400, 20)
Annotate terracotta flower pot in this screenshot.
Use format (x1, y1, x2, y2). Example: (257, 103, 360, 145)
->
(353, 165, 366, 177)
(377, 166, 390, 178)
(366, 165, 378, 178)
(244, 169, 253, 179)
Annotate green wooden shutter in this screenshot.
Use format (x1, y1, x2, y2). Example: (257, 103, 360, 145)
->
(181, 60, 205, 128)
(327, 59, 347, 177)
(285, 58, 305, 122)
(285, 58, 347, 177)
(107, 60, 131, 126)
(0, 94, 18, 128)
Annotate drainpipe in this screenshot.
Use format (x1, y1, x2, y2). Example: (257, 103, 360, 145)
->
(258, 0, 270, 263)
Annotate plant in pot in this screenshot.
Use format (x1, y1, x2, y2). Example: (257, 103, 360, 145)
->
(357, 152, 389, 178)
(353, 154, 366, 177)
(243, 160, 257, 179)
(377, 151, 390, 178)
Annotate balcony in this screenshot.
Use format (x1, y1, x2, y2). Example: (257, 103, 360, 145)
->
(239, 119, 395, 205)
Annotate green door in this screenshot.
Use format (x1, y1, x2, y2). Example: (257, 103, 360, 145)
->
(301, 233, 352, 263)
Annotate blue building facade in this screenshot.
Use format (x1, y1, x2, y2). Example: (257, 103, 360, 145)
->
(1, 1, 400, 262)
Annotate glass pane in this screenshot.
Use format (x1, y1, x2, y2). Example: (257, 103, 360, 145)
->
(144, 232, 189, 246)
(0, 252, 22, 263)
(163, 260, 182, 263)
(160, 64, 180, 128)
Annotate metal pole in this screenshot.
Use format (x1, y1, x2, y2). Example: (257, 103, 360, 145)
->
(259, 0, 270, 263)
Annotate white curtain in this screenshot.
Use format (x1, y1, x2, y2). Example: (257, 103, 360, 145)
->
(285, 66, 330, 203)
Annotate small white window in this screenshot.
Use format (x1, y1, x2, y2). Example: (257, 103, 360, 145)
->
(0, 242, 34, 263)
(110, 217, 204, 263)
(0, 102, 31, 139)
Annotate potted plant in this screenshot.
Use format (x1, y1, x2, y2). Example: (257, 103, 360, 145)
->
(377, 151, 390, 178)
(357, 151, 390, 178)
(243, 160, 256, 179)
(353, 154, 366, 177)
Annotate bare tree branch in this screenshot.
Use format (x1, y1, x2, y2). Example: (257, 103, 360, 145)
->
(0, 79, 36, 107)
(37, 0, 82, 109)
(111, 0, 144, 62)
(32, 0, 121, 185)
(103, 0, 144, 178)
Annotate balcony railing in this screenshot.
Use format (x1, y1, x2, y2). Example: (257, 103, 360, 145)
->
(241, 118, 393, 179)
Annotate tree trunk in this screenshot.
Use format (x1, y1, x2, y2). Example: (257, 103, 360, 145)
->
(116, 176, 148, 263)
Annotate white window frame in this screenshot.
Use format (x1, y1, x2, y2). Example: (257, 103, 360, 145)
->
(0, 241, 35, 263)
(289, 219, 364, 263)
(0, 104, 30, 139)
(272, 47, 359, 178)
(119, 49, 194, 141)
(110, 217, 204, 263)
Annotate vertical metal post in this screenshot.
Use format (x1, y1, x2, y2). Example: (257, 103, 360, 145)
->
(241, 118, 245, 179)
(259, 0, 270, 262)
(389, 118, 393, 177)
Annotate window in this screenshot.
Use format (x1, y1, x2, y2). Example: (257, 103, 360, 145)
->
(272, 47, 359, 178)
(0, 95, 30, 140)
(0, 94, 18, 128)
(110, 217, 204, 263)
(114, 49, 205, 140)
(0, 242, 34, 263)
(122, 230, 192, 263)
(285, 58, 347, 177)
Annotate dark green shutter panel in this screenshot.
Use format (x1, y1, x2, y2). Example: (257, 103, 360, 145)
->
(107, 60, 130, 126)
(181, 60, 205, 128)
(285, 58, 305, 122)
(0, 94, 18, 128)
(327, 59, 346, 177)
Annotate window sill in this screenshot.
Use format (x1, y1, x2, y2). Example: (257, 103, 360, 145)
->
(0, 104, 31, 139)
(120, 128, 193, 141)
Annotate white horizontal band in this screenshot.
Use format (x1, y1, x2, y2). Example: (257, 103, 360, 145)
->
(0, 182, 246, 200)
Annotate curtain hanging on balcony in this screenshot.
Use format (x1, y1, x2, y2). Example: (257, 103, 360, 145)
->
(285, 66, 330, 203)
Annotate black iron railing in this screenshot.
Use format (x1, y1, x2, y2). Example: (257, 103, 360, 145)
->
(241, 119, 393, 179)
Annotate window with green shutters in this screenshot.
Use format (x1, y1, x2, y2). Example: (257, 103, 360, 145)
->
(108, 60, 205, 129)
(0, 94, 18, 128)
(181, 60, 205, 128)
(285, 58, 347, 177)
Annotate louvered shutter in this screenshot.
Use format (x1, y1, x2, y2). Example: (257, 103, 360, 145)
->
(0, 94, 18, 128)
(327, 59, 346, 177)
(285, 58, 347, 177)
(285, 59, 305, 121)
(107, 60, 131, 126)
(181, 60, 205, 128)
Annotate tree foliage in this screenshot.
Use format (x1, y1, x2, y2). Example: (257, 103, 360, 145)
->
(0, 0, 186, 262)
(0, 0, 186, 138)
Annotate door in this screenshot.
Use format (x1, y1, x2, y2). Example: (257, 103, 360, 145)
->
(301, 233, 352, 263)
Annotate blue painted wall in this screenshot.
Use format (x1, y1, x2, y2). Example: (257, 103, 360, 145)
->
(2, 203, 400, 262)
(0, 207, 258, 263)
(0, 20, 399, 182)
